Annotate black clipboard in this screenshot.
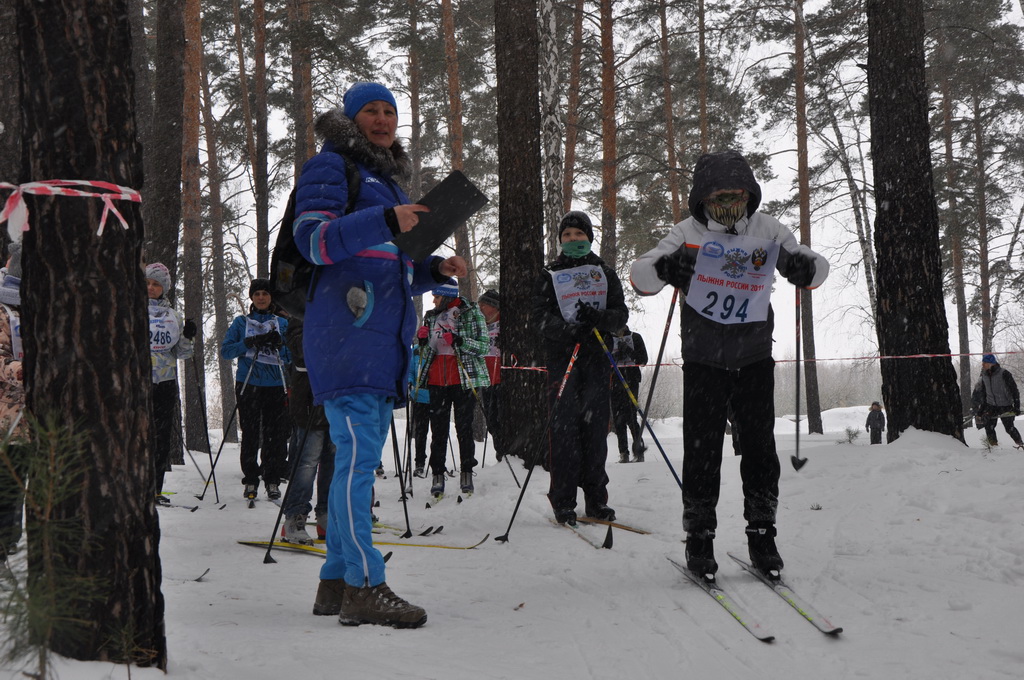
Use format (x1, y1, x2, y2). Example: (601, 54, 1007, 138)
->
(393, 170, 489, 261)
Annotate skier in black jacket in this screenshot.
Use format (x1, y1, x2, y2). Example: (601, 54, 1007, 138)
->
(610, 326, 648, 463)
(532, 211, 628, 526)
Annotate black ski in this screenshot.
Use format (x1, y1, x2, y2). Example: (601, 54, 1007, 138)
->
(727, 553, 843, 635)
(667, 556, 775, 643)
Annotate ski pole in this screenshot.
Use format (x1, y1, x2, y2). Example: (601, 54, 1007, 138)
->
(638, 287, 678, 439)
(196, 354, 257, 501)
(191, 352, 219, 502)
(452, 348, 517, 486)
(495, 342, 580, 543)
(263, 408, 316, 564)
(592, 328, 682, 490)
(390, 416, 414, 538)
(791, 287, 807, 470)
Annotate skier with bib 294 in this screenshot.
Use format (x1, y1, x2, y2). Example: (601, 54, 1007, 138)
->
(630, 150, 829, 579)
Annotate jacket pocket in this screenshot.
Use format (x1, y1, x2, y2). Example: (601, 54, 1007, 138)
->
(348, 281, 375, 328)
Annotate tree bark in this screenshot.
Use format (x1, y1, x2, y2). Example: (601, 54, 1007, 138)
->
(972, 92, 992, 350)
(539, 0, 563, 243)
(181, 0, 206, 453)
(598, 0, 617, 268)
(407, 0, 424, 201)
(866, 0, 962, 443)
(287, 0, 315, 179)
(559, 0, 585, 253)
(697, 0, 708, 153)
(0, 0, 20, 257)
(253, 0, 270, 277)
(440, 0, 477, 299)
(144, 0, 184, 280)
(793, 0, 822, 434)
(16, 0, 166, 666)
(128, 0, 152, 164)
(495, 0, 546, 467)
(658, 0, 681, 223)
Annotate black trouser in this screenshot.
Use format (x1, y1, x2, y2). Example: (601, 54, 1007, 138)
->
(0, 443, 26, 549)
(409, 400, 430, 469)
(869, 427, 883, 445)
(546, 351, 611, 514)
(428, 384, 476, 474)
(150, 379, 179, 494)
(482, 382, 502, 459)
(983, 411, 1022, 446)
(611, 371, 642, 454)
(682, 359, 779, 533)
(237, 382, 290, 486)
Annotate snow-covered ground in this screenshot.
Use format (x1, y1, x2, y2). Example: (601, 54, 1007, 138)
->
(4, 406, 1024, 680)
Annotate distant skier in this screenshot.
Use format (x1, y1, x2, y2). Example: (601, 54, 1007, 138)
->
(972, 354, 1023, 448)
(630, 150, 830, 578)
(865, 401, 885, 445)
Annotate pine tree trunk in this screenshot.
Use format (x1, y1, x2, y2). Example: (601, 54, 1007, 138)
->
(129, 0, 152, 160)
(144, 0, 184, 278)
(559, 0, 584, 254)
(539, 0, 563, 242)
(658, 0, 681, 223)
(866, 0, 962, 442)
(440, 0, 476, 299)
(972, 93, 992, 350)
(16, 0, 166, 666)
(697, 0, 708, 153)
(939, 51, 972, 417)
(287, 0, 315, 179)
(495, 0, 547, 467)
(253, 0, 270, 277)
(407, 0, 424, 200)
(599, 0, 617, 268)
(0, 0, 19, 254)
(181, 0, 206, 453)
(201, 61, 232, 447)
(793, 1, 822, 434)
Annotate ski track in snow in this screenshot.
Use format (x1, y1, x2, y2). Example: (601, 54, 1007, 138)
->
(2, 407, 1023, 680)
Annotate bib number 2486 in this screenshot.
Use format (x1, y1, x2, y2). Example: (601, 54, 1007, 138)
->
(699, 292, 749, 322)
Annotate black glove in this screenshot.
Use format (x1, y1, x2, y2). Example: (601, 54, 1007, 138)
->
(243, 335, 260, 349)
(654, 246, 697, 292)
(260, 330, 283, 350)
(183, 319, 197, 341)
(779, 249, 817, 288)
(575, 301, 602, 331)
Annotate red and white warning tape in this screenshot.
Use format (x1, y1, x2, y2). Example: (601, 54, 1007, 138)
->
(1, 179, 141, 238)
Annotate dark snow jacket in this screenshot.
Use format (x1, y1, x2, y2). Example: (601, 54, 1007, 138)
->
(972, 366, 1020, 415)
(292, 108, 448, 406)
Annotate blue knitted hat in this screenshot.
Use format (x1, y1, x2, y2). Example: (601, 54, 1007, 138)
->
(343, 82, 398, 121)
(432, 282, 459, 298)
(982, 353, 998, 364)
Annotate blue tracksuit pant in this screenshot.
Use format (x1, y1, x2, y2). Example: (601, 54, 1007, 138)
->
(320, 394, 391, 587)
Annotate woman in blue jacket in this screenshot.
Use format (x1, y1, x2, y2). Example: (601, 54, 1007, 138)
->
(220, 279, 291, 501)
(293, 81, 466, 629)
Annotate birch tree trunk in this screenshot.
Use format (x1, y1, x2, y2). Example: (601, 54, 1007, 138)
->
(17, 0, 166, 665)
(539, 0, 563, 243)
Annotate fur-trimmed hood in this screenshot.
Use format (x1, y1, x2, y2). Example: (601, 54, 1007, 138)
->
(314, 107, 411, 182)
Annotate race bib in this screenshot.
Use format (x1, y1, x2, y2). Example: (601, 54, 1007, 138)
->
(685, 232, 779, 325)
(486, 321, 500, 358)
(549, 264, 609, 323)
(427, 306, 460, 356)
(149, 309, 181, 352)
(245, 317, 282, 365)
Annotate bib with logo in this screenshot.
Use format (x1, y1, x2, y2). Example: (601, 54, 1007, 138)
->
(685, 232, 779, 325)
(427, 305, 461, 356)
(149, 302, 181, 352)
(549, 264, 609, 323)
(245, 316, 282, 365)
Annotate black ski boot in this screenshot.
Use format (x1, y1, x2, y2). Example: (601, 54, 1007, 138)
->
(685, 529, 718, 577)
(585, 503, 616, 521)
(554, 507, 577, 525)
(746, 522, 784, 575)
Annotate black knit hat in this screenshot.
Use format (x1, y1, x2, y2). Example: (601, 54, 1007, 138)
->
(559, 211, 594, 242)
(249, 278, 272, 298)
(478, 289, 500, 309)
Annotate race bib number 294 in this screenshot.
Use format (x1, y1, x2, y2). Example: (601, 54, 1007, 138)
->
(684, 232, 780, 326)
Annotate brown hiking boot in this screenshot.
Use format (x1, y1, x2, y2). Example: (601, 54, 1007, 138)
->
(313, 579, 346, 616)
(338, 582, 427, 628)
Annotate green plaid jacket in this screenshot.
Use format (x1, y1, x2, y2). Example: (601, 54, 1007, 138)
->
(417, 300, 491, 390)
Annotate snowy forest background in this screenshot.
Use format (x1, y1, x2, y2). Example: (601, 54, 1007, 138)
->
(1, 0, 1024, 674)
(5, 0, 1023, 438)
